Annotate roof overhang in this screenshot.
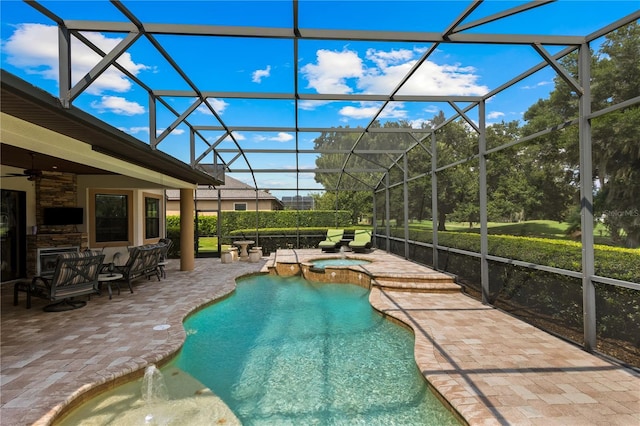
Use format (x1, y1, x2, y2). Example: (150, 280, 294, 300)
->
(0, 70, 223, 187)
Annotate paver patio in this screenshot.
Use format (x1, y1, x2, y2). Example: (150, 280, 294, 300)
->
(1, 251, 638, 425)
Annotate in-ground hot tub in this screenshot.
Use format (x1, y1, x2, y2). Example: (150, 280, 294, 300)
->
(311, 258, 371, 269)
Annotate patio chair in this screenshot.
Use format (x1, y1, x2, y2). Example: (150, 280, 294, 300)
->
(157, 238, 173, 279)
(13, 251, 105, 311)
(318, 228, 344, 252)
(101, 246, 130, 267)
(113, 244, 163, 294)
(349, 229, 372, 252)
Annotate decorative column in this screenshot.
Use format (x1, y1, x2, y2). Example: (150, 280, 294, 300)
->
(180, 188, 195, 271)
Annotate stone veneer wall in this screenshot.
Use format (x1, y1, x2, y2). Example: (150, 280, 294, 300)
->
(26, 172, 88, 276)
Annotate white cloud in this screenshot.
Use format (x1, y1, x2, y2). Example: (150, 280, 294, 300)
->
(298, 100, 331, 111)
(300, 49, 363, 94)
(157, 127, 185, 136)
(252, 65, 271, 83)
(409, 118, 429, 129)
(128, 126, 149, 134)
(4, 23, 148, 95)
(339, 102, 407, 120)
(4, 23, 58, 81)
(270, 132, 294, 142)
(301, 46, 489, 97)
(339, 104, 379, 120)
(90, 96, 145, 115)
(380, 103, 408, 119)
(365, 47, 415, 68)
(521, 81, 552, 90)
(229, 131, 246, 141)
(199, 98, 229, 115)
(253, 132, 294, 143)
(487, 111, 505, 120)
(396, 61, 489, 96)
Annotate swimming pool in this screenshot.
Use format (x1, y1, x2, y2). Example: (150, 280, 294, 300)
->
(175, 274, 459, 425)
(56, 274, 459, 425)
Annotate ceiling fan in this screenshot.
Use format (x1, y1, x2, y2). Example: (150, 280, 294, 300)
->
(1, 153, 44, 181)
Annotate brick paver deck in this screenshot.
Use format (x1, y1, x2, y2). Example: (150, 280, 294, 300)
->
(1, 250, 638, 425)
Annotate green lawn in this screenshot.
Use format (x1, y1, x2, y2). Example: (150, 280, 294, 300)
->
(403, 219, 611, 243)
(197, 236, 219, 252)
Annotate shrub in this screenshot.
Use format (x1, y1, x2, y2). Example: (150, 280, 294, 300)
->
(390, 228, 640, 283)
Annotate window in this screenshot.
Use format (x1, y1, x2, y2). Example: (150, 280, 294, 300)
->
(89, 189, 133, 246)
(94, 193, 129, 242)
(144, 195, 160, 239)
(234, 203, 247, 211)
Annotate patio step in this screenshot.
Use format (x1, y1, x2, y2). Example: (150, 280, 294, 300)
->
(371, 275, 460, 293)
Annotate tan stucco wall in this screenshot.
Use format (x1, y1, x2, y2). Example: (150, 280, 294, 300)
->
(166, 198, 278, 215)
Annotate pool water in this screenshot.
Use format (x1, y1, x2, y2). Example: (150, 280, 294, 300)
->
(311, 258, 371, 268)
(174, 275, 459, 425)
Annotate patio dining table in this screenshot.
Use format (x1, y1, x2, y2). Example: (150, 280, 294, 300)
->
(234, 240, 255, 261)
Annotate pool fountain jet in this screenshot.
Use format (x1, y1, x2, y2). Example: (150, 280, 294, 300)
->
(339, 245, 346, 259)
(142, 364, 169, 424)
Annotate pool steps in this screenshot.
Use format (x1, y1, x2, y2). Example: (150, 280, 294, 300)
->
(263, 249, 461, 293)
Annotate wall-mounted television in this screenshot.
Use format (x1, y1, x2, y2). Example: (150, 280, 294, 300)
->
(43, 207, 84, 225)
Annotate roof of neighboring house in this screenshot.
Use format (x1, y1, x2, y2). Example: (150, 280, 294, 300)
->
(166, 175, 283, 205)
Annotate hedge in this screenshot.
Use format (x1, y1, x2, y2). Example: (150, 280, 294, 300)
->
(391, 229, 639, 283)
(167, 210, 352, 239)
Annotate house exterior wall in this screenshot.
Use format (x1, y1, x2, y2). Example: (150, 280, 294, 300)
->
(78, 176, 166, 247)
(1, 170, 170, 278)
(166, 198, 279, 215)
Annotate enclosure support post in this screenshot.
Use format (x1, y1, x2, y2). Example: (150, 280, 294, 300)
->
(403, 153, 410, 259)
(479, 101, 490, 305)
(385, 173, 391, 252)
(431, 132, 439, 270)
(217, 189, 222, 254)
(372, 191, 377, 248)
(58, 25, 71, 108)
(579, 42, 597, 351)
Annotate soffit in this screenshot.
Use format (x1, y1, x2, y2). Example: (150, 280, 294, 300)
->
(0, 70, 223, 186)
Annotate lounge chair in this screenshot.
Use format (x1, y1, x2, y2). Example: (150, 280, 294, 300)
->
(13, 250, 105, 311)
(318, 228, 344, 252)
(349, 229, 372, 252)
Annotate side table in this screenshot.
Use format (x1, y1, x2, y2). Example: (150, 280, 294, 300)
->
(98, 273, 124, 299)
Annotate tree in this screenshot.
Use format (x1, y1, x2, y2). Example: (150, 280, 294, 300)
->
(590, 22, 640, 246)
(431, 112, 478, 230)
(485, 121, 539, 222)
(522, 22, 640, 246)
(312, 125, 377, 224)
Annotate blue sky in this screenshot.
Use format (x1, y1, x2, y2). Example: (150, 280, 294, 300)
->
(1, 1, 638, 195)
